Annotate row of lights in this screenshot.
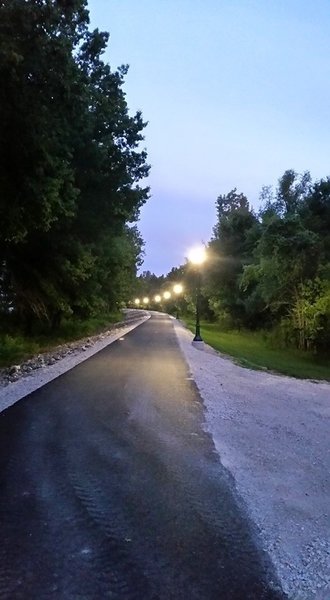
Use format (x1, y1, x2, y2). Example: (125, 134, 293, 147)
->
(134, 246, 207, 343)
(134, 283, 183, 307)
(133, 246, 207, 306)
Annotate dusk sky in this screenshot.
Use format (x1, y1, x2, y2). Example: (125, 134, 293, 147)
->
(88, 0, 330, 276)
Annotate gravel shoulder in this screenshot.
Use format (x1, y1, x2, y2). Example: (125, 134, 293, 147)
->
(173, 319, 330, 600)
(1, 312, 329, 599)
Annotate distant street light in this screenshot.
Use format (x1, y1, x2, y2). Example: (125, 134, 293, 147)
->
(143, 297, 149, 305)
(154, 294, 161, 303)
(188, 246, 207, 343)
(173, 283, 183, 295)
(163, 291, 171, 300)
(188, 246, 207, 266)
(134, 298, 140, 306)
(173, 283, 183, 319)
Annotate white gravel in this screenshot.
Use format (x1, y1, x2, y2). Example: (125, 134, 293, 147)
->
(0, 312, 329, 599)
(173, 320, 330, 600)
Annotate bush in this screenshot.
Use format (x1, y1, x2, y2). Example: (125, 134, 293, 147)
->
(0, 334, 39, 367)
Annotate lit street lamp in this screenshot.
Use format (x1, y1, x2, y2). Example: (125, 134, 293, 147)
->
(188, 246, 206, 343)
(134, 298, 140, 306)
(173, 284, 183, 295)
(154, 294, 161, 303)
(173, 283, 183, 319)
(163, 291, 171, 300)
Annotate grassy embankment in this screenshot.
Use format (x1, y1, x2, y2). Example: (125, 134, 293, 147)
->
(0, 311, 122, 368)
(184, 318, 330, 381)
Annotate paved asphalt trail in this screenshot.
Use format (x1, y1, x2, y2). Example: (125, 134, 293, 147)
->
(0, 313, 286, 599)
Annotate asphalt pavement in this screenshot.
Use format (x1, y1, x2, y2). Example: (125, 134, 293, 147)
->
(0, 313, 287, 599)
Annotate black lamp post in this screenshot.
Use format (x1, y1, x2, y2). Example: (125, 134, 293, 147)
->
(188, 247, 206, 344)
(193, 268, 203, 341)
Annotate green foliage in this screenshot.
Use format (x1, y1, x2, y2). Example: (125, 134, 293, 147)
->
(0, 334, 39, 367)
(0, 0, 149, 330)
(183, 319, 330, 381)
(0, 0, 84, 243)
(201, 171, 330, 352)
(289, 280, 330, 351)
(0, 310, 121, 367)
(205, 188, 261, 327)
(246, 171, 330, 350)
(134, 271, 165, 299)
(275, 169, 312, 215)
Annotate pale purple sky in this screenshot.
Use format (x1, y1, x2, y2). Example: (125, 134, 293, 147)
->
(88, 0, 330, 275)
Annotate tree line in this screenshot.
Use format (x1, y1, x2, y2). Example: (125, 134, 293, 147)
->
(144, 170, 330, 354)
(206, 171, 330, 352)
(1, 3, 328, 354)
(0, 0, 149, 332)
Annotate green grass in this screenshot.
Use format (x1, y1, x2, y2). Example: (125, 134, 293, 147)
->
(184, 319, 330, 381)
(0, 311, 122, 368)
(0, 334, 40, 368)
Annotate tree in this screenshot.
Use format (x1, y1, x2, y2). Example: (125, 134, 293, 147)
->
(299, 177, 330, 264)
(0, 0, 149, 329)
(135, 271, 164, 298)
(275, 169, 311, 216)
(239, 171, 329, 350)
(205, 189, 260, 327)
(0, 0, 86, 244)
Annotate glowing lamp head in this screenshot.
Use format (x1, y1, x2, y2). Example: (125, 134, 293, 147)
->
(173, 283, 183, 295)
(163, 291, 171, 300)
(154, 294, 161, 303)
(143, 297, 149, 304)
(134, 298, 140, 305)
(188, 246, 207, 265)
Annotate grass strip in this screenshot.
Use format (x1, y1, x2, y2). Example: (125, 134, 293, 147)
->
(184, 319, 330, 381)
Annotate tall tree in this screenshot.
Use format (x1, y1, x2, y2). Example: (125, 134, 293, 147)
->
(205, 189, 260, 326)
(240, 171, 330, 349)
(0, 0, 149, 328)
(0, 0, 86, 243)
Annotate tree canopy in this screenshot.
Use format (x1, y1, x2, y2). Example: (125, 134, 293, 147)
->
(205, 171, 330, 351)
(0, 0, 149, 329)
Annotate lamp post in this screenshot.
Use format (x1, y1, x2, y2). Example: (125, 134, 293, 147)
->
(188, 246, 206, 343)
